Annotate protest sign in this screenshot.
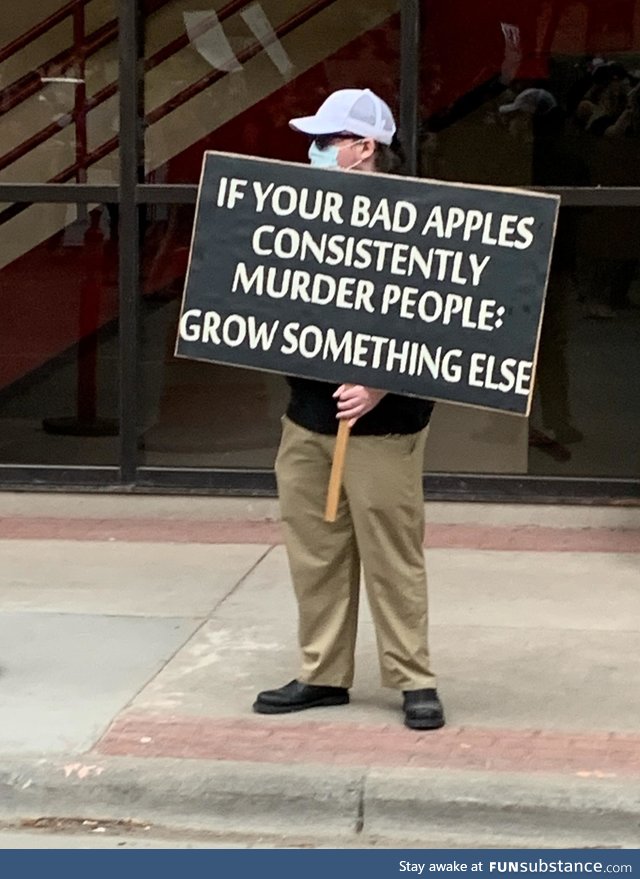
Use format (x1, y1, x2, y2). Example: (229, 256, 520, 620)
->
(175, 151, 559, 416)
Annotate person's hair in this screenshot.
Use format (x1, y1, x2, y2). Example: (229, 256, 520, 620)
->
(373, 133, 405, 174)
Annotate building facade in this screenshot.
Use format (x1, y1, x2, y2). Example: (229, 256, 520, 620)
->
(0, 0, 638, 502)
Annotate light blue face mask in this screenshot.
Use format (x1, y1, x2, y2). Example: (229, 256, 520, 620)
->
(308, 140, 340, 168)
(308, 138, 365, 170)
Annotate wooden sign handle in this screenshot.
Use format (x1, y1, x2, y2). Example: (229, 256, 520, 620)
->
(324, 419, 351, 523)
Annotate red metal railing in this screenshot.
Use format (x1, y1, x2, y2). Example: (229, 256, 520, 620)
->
(0, 0, 167, 115)
(0, 82, 117, 174)
(146, 0, 337, 126)
(0, 20, 116, 117)
(0, 0, 252, 179)
(0, 0, 346, 410)
(145, 0, 250, 72)
(0, 0, 90, 65)
(0, 0, 339, 189)
(0, 0, 119, 188)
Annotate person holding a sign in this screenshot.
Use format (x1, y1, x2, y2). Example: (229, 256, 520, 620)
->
(253, 89, 445, 730)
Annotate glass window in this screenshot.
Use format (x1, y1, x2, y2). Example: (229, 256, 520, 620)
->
(144, 0, 400, 183)
(528, 206, 640, 478)
(419, 0, 640, 188)
(0, 1, 119, 184)
(139, 202, 287, 468)
(139, 202, 640, 479)
(138, 0, 639, 481)
(139, 1, 401, 467)
(421, 205, 640, 480)
(0, 201, 119, 465)
(416, 2, 640, 480)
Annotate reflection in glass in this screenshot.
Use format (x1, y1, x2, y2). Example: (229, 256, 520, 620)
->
(140, 1, 401, 467)
(417, 2, 640, 480)
(0, 202, 119, 465)
(137, 201, 640, 480)
(138, 1, 640, 480)
(527, 210, 640, 477)
(138, 202, 288, 468)
(425, 206, 640, 479)
(419, 0, 640, 189)
(0, 1, 119, 184)
(144, 0, 401, 183)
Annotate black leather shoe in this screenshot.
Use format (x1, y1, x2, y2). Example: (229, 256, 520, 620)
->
(253, 679, 349, 714)
(402, 688, 445, 730)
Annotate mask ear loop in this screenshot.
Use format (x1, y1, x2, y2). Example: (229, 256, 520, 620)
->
(343, 138, 368, 171)
(310, 137, 368, 170)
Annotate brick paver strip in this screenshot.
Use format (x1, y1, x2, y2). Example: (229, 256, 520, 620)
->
(96, 715, 640, 777)
(0, 517, 639, 552)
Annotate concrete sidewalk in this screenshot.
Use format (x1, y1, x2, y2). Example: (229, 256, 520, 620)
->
(0, 493, 639, 847)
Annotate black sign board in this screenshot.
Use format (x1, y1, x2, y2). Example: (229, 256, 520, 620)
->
(175, 151, 559, 415)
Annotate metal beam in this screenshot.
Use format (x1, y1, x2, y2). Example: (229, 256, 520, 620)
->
(117, 0, 143, 484)
(400, 0, 421, 176)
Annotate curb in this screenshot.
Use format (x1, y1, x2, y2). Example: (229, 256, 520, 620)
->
(0, 757, 362, 838)
(364, 767, 640, 846)
(1, 756, 639, 846)
(1, 494, 639, 531)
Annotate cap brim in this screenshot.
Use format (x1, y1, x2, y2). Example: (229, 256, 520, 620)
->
(498, 103, 519, 114)
(289, 115, 340, 135)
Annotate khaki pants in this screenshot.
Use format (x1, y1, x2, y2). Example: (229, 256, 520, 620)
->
(275, 416, 436, 690)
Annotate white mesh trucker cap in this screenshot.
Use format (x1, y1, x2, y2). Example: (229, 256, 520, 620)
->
(289, 88, 396, 145)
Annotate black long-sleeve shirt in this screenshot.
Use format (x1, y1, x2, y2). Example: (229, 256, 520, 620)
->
(286, 377, 433, 436)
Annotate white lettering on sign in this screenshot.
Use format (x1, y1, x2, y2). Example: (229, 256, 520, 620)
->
(231, 263, 376, 313)
(231, 263, 506, 332)
(179, 308, 532, 397)
(179, 309, 280, 351)
(247, 225, 492, 288)
(468, 352, 532, 395)
(350, 195, 418, 233)
(379, 285, 504, 332)
(420, 206, 535, 249)
(217, 176, 248, 210)
(177, 156, 559, 414)
(252, 180, 345, 223)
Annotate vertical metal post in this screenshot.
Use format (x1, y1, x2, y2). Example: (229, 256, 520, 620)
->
(400, 0, 421, 177)
(118, 0, 143, 483)
(73, 3, 87, 186)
